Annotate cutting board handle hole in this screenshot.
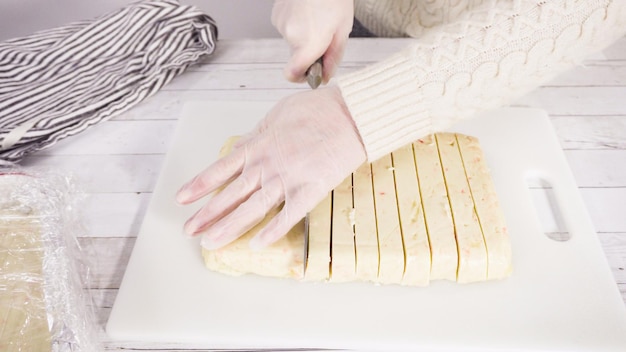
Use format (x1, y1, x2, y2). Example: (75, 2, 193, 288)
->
(525, 175, 571, 242)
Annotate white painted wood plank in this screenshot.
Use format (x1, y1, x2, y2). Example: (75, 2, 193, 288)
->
(599, 232, 626, 256)
(603, 36, 626, 60)
(580, 188, 626, 233)
(172, 59, 626, 93)
(551, 116, 626, 150)
(90, 288, 117, 309)
(79, 237, 135, 289)
(544, 61, 626, 87)
(205, 38, 411, 65)
(206, 37, 626, 65)
(188, 61, 367, 72)
(82, 193, 151, 237)
(185, 39, 626, 93)
(96, 307, 111, 338)
(514, 87, 626, 116)
(564, 150, 626, 188)
(598, 233, 626, 285)
(37, 120, 177, 156)
(170, 61, 626, 93)
(20, 155, 163, 193)
(111, 89, 302, 121)
(166, 64, 367, 91)
(166, 65, 290, 91)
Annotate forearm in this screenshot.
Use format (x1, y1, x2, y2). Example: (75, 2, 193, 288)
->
(354, 0, 483, 37)
(340, 0, 626, 161)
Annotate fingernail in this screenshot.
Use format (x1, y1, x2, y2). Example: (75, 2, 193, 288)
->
(182, 227, 195, 238)
(176, 177, 198, 203)
(176, 187, 191, 204)
(184, 218, 199, 235)
(184, 208, 204, 234)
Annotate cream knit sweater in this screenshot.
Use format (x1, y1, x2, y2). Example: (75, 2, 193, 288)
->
(338, 0, 626, 161)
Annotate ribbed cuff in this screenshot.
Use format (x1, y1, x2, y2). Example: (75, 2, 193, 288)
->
(337, 49, 434, 161)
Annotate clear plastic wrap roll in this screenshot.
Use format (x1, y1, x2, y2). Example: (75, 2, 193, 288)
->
(0, 169, 101, 351)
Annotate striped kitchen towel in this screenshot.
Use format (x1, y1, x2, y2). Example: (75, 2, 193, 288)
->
(0, 0, 218, 165)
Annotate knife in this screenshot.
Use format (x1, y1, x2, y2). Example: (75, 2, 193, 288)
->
(306, 57, 323, 89)
(304, 214, 310, 274)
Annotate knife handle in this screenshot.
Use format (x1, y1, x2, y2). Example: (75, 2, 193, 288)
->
(306, 57, 323, 89)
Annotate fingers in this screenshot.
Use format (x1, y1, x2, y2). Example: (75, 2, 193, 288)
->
(284, 49, 317, 83)
(183, 169, 261, 235)
(176, 147, 246, 205)
(200, 179, 283, 250)
(233, 120, 266, 150)
(233, 133, 254, 149)
(249, 189, 317, 250)
(322, 33, 348, 83)
(285, 32, 347, 84)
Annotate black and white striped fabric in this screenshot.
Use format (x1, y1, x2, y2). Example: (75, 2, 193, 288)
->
(0, 0, 218, 165)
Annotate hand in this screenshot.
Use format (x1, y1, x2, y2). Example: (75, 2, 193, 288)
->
(271, 0, 354, 84)
(176, 86, 366, 250)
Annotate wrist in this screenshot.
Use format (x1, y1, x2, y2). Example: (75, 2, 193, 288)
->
(336, 51, 434, 161)
(327, 85, 367, 161)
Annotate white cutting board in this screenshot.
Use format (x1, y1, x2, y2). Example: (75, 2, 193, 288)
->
(106, 103, 626, 351)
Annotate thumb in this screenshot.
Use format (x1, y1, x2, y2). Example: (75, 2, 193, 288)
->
(284, 43, 328, 83)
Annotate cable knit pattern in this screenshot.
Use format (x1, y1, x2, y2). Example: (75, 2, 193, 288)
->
(354, 0, 484, 37)
(341, 0, 626, 161)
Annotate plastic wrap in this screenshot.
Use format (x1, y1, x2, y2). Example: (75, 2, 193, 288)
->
(0, 169, 101, 351)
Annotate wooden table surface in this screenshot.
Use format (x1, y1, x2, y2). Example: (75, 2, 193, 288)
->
(21, 37, 626, 351)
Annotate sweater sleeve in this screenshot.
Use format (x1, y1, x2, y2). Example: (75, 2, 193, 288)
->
(339, 0, 626, 161)
(353, 0, 483, 38)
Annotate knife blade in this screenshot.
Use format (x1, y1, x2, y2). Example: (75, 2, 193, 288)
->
(306, 57, 323, 89)
(303, 214, 310, 275)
